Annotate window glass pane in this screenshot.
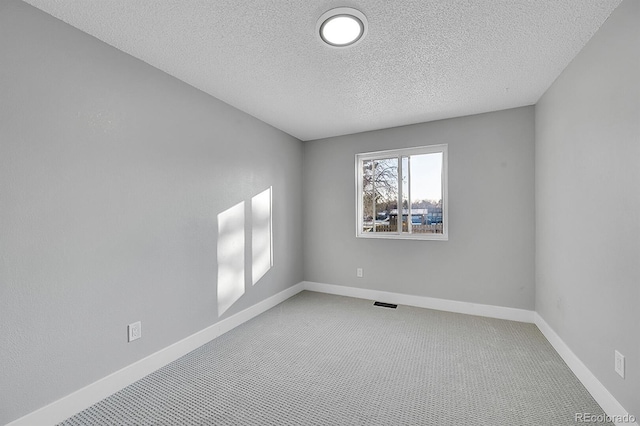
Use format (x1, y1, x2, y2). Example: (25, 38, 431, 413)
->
(374, 158, 398, 233)
(370, 158, 398, 233)
(409, 153, 443, 234)
(362, 160, 375, 233)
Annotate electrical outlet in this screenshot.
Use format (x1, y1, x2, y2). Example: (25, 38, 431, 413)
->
(356, 268, 363, 278)
(128, 321, 142, 342)
(614, 350, 625, 378)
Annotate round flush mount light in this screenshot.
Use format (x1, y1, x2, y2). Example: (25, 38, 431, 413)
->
(317, 7, 368, 47)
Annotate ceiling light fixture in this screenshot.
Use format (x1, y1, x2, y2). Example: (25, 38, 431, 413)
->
(317, 7, 368, 47)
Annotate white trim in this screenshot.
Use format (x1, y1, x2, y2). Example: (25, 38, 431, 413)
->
(534, 313, 638, 426)
(7, 282, 306, 426)
(356, 144, 448, 160)
(11, 282, 636, 426)
(356, 232, 449, 241)
(304, 281, 636, 425)
(302, 281, 535, 323)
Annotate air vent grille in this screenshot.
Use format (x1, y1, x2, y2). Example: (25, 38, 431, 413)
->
(373, 301, 397, 309)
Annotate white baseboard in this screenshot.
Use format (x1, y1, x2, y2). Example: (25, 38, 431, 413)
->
(7, 282, 305, 426)
(534, 313, 638, 426)
(304, 281, 636, 425)
(302, 281, 535, 323)
(11, 282, 635, 426)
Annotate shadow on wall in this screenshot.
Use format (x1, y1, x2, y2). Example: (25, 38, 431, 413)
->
(217, 187, 273, 317)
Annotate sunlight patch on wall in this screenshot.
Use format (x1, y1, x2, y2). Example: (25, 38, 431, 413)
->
(252, 187, 273, 285)
(217, 201, 245, 316)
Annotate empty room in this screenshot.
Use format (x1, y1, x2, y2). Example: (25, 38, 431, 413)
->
(1, 0, 638, 425)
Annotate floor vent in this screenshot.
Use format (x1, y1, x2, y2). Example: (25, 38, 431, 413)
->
(373, 301, 397, 309)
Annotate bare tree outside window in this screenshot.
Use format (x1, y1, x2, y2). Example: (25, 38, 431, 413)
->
(362, 158, 398, 232)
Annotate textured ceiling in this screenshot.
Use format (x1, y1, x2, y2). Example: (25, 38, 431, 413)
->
(23, 0, 622, 141)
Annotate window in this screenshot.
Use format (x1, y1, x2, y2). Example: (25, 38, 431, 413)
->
(356, 144, 448, 240)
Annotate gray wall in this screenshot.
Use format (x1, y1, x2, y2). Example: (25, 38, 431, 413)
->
(303, 107, 535, 310)
(0, 1, 303, 423)
(535, 0, 639, 418)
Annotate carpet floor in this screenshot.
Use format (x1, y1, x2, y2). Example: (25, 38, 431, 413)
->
(59, 291, 611, 425)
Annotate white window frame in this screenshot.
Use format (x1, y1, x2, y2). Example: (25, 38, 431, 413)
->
(355, 144, 448, 241)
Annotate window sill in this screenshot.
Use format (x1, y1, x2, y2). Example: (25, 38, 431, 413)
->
(356, 232, 448, 241)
